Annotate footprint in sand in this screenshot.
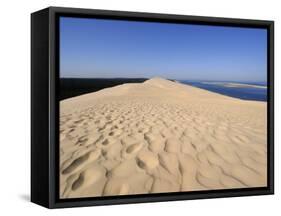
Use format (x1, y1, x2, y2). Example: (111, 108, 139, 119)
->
(71, 165, 107, 191)
(165, 138, 181, 153)
(136, 150, 159, 170)
(62, 149, 101, 174)
(126, 143, 143, 154)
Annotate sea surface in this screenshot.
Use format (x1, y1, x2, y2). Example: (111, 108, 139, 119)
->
(179, 80, 267, 101)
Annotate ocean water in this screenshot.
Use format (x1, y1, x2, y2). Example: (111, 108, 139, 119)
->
(179, 80, 267, 101)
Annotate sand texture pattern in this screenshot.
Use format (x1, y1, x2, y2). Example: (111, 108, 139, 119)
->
(60, 78, 267, 198)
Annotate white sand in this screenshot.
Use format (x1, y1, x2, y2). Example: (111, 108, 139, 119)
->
(59, 78, 267, 198)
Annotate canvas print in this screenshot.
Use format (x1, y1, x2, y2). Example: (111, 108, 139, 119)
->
(59, 17, 267, 199)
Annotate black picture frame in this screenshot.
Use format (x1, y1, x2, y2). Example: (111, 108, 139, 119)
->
(31, 6, 274, 209)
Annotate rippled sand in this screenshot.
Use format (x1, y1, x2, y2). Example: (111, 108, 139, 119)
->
(59, 78, 267, 198)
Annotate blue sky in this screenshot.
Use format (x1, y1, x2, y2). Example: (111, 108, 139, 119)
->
(60, 17, 267, 82)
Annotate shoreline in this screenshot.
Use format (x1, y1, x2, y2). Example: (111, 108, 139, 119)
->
(178, 81, 267, 102)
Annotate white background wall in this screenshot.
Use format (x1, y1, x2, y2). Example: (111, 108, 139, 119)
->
(0, 0, 279, 214)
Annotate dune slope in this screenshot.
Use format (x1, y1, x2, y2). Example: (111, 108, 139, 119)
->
(60, 78, 267, 198)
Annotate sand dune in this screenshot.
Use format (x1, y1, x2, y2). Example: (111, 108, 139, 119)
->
(59, 77, 267, 198)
